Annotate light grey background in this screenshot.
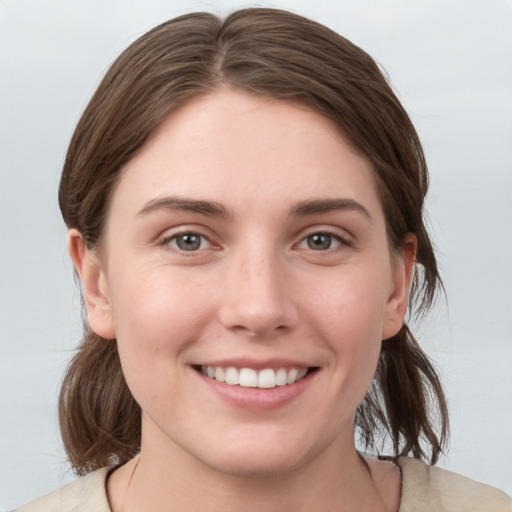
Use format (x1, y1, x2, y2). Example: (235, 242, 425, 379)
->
(1, 0, 511, 509)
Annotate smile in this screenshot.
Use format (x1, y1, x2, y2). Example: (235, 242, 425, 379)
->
(198, 366, 310, 389)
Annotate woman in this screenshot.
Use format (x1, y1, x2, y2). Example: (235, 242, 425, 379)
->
(17, 8, 511, 512)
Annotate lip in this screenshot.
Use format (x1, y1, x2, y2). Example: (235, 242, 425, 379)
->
(194, 358, 312, 370)
(192, 363, 318, 411)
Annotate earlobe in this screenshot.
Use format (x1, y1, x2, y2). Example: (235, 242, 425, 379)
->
(382, 234, 417, 340)
(68, 229, 116, 340)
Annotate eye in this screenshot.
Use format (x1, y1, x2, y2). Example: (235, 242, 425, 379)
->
(298, 232, 345, 251)
(167, 232, 211, 252)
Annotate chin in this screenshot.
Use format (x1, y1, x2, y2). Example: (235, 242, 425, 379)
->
(194, 433, 320, 479)
(205, 451, 304, 479)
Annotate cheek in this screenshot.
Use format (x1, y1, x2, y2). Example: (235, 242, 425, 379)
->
(107, 265, 215, 379)
(308, 265, 389, 336)
(106, 268, 217, 422)
(305, 266, 387, 387)
(111, 263, 208, 331)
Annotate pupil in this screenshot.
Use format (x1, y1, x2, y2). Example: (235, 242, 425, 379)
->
(177, 234, 200, 251)
(308, 234, 331, 250)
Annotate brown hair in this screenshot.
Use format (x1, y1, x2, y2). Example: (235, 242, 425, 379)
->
(58, 7, 448, 475)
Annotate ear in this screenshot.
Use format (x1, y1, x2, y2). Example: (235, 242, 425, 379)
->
(68, 229, 116, 340)
(382, 234, 417, 340)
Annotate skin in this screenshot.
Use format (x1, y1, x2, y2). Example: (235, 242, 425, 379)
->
(70, 89, 415, 511)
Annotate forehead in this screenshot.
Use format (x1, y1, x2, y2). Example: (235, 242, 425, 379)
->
(110, 89, 383, 220)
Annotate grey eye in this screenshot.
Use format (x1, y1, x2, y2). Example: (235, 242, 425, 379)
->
(174, 233, 203, 251)
(307, 233, 334, 250)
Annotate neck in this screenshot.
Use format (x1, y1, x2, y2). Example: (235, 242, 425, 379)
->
(111, 429, 391, 512)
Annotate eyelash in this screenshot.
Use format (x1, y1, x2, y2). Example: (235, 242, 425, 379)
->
(159, 231, 214, 253)
(296, 230, 352, 252)
(158, 228, 351, 255)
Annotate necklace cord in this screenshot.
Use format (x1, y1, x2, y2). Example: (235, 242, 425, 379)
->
(121, 456, 140, 512)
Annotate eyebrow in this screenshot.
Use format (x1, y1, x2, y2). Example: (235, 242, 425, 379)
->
(137, 196, 233, 219)
(137, 195, 371, 222)
(289, 198, 372, 220)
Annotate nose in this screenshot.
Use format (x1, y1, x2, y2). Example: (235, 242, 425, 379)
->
(218, 249, 299, 338)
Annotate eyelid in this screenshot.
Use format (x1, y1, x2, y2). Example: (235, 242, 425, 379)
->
(294, 227, 354, 251)
(157, 226, 219, 253)
(155, 224, 353, 253)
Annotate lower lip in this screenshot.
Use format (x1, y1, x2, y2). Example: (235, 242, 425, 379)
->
(195, 369, 316, 411)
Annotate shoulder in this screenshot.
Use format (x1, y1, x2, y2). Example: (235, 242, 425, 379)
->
(397, 457, 512, 512)
(15, 467, 111, 512)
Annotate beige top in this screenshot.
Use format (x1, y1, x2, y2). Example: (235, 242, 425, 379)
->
(16, 457, 512, 511)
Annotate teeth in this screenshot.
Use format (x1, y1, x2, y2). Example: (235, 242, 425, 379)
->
(297, 368, 308, 380)
(200, 366, 309, 388)
(225, 367, 240, 385)
(286, 368, 298, 385)
(276, 368, 287, 386)
(214, 367, 225, 383)
(258, 368, 275, 388)
(239, 368, 258, 387)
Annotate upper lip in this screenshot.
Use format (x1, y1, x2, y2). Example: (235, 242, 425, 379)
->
(193, 358, 316, 370)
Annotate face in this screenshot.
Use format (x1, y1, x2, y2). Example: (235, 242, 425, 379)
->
(74, 90, 414, 477)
